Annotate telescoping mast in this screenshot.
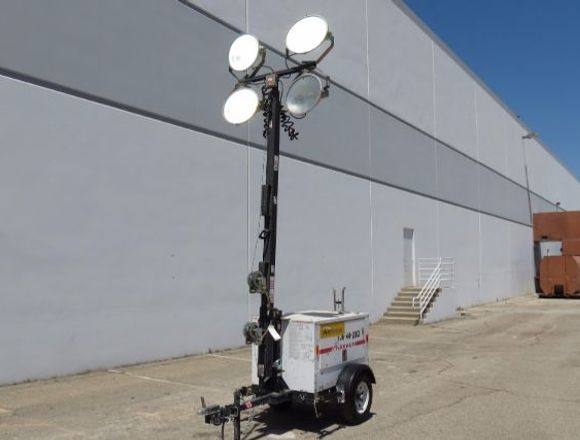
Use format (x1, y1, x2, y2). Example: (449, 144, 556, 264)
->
(199, 16, 376, 440)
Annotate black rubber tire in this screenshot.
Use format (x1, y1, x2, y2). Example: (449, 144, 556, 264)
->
(269, 400, 292, 412)
(341, 373, 373, 425)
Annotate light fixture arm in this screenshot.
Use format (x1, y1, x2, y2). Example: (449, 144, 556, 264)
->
(239, 61, 317, 86)
(315, 33, 334, 65)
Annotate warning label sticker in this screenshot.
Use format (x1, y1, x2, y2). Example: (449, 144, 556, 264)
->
(320, 322, 345, 339)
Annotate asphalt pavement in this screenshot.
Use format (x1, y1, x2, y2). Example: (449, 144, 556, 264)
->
(2, 295, 580, 439)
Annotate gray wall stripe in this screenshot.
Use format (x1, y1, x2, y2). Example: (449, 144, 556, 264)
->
(1, 68, 538, 229)
(0, 0, 560, 225)
(175, 0, 566, 207)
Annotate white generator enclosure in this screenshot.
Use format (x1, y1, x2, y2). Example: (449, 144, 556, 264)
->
(252, 311, 370, 394)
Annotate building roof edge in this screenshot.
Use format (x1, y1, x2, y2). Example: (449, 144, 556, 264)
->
(393, 0, 580, 186)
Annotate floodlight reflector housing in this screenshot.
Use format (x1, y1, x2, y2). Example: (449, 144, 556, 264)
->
(286, 16, 329, 54)
(285, 74, 324, 118)
(229, 34, 262, 72)
(223, 87, 260, 125)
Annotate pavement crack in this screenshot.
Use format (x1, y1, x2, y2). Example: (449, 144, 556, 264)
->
(438, 379, 580, 404)
(2, 420, 86, 436)
(386, 389, 502, 430)
(106, 369, 220, 393)
(207, 353, 251, 363)
(436, 360, 455, 375)
(435, 378, 507, 394)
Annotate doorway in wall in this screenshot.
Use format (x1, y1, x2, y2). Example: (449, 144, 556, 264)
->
(403, 227, 415, 287)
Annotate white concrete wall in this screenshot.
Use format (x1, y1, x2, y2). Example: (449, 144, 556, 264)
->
(0, 0, 578, 384)
(0, 76, 251, 383)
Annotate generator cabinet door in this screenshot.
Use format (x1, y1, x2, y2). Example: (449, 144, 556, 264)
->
(316, 316, 369, 393)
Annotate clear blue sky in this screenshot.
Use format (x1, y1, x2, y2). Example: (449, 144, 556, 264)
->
(404, 0, 580, 179)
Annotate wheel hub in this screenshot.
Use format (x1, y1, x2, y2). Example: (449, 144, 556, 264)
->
(354, 381, 370, 414)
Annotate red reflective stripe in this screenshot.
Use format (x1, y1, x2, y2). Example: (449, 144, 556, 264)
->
(318, 338, 367, 355)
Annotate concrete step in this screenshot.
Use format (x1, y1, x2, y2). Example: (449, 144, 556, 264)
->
(392, 300, 417, 308)
(396, 290, 440, 301)
(381, 316, 418, 325)
(382, 286, 441, 325)
(394, 309, 420, 315)
(397, 292, 420, 299)
(392, 297, 414, 302)
(393, 295, 415, 301)
(388, 305, 417, 312)
(393, 294, 416, 299)
(387, 303, 416, 309)
(384, 311, 420, 319)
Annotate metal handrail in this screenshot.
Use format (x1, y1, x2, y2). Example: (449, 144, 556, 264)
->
(413, 257, 455, 319)
(412, 261, 441, 316)
(417, 257, 454, 288)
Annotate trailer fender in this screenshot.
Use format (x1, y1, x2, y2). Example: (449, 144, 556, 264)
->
(337, 363, 376, 392)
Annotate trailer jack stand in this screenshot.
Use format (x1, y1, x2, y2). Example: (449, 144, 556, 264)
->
(233, 390, 241, 440)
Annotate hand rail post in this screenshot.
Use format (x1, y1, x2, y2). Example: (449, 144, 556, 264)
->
(413, 257, 454, 322)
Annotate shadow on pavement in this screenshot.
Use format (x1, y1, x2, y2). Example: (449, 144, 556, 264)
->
(242, 404, 375, 439)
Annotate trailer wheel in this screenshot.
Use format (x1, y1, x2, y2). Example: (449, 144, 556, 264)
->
(269, 401, 292, 411)
(340, 372, 373, 425)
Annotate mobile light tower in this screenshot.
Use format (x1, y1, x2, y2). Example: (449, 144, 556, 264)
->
(200, 16, 375, 440)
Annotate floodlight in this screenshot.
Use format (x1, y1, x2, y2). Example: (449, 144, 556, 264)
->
(228, 34, 263, 72)
(286, 16, 329, 54)
(285, 74, 324, 117)
(223, 87, 260, 125)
